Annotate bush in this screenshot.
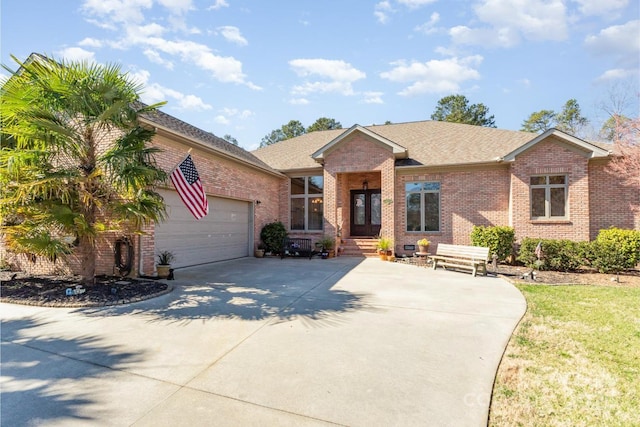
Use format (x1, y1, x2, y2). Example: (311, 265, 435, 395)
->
(470, 226, 515, 262)
(590, 228, 640, 273)
(260, 221, 287, 254)
(518, 238, 588, 271)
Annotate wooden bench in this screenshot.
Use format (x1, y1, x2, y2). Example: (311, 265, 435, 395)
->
(281, 237, 314, 259)
(431, 244, 489, 277)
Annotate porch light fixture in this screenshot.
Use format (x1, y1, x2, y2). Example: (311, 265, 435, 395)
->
(363, 180, 368, 191)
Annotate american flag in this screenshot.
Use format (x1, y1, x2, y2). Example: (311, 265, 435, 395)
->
(170, 154, 209, 219)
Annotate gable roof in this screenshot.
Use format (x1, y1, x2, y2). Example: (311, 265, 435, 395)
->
(252, 120, 538, 171)
(311, 124, 408, 162)
(140, 107, 282, 177)
(502, 128, 611, 161)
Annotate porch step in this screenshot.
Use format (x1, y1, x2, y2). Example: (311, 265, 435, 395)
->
(339, 238, 379, 257)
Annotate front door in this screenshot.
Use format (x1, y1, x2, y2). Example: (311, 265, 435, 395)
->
(350, 190, 381, 237)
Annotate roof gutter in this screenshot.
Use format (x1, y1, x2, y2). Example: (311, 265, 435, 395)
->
(395, 159, 511, 171)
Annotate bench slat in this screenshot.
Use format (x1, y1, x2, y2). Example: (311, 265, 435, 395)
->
(432, 244, 489, 277)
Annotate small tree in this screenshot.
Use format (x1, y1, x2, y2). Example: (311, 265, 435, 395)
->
(307, 117, 342, 133)
(555, 99, 589, 135)
(521, 110, 556, 133)
(606, 114, 640, 187)
(431, 94, 496, 128)
(223, 134, 239, 145)
(1, 54, 167, 284)
(260, 221, 287, 254)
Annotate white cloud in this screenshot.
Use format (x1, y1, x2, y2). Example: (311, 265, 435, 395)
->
(207, 0, 229, 10)
(135, 37, 260, 88)
(374, 1, 393, 24)
(414, 12, 440, 35)
(397, 0, 437, 8)
(450, 25, 521, 48)
(78, 37, 103, 48)
(585, 20, 640, 58)
(80, 0, 259, 89)
(450, 0, 568, 47)
(214, 115, 230, 124)
(57, 47, 96, 62)
(218, 26, 248, 46)
(81, 0, 152, 25)
(130, 69, 212, 110)
(380, 56, 483, 96)
(573, 0, 628, 17)
(157, 0, 193, 15)
(289, 98, 310, 105)
(143, 49, 174, 69)
(289, 59, 366, 96)
(179, 94, 212, 110)
(220, 107, 254, 119)
(595, 68, 637, 81)
(214, 107, 254, 125)
(363, 91, 384, 104)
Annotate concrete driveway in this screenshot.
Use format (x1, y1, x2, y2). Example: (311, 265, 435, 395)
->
(1, 257, 525, 426)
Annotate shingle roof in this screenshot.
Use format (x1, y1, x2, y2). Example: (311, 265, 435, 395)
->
(140, 107, 281, 175)
(251, 120, 538, 171)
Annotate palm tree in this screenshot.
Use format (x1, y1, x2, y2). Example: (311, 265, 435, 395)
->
(1, 54, 167, 284)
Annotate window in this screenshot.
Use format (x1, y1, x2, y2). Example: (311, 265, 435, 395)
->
(406, 182, 440, 232)
(290, 176, 323, 231)
(530, 175, 567, 219)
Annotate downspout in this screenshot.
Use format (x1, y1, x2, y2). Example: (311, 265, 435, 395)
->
(138, 234, 145, 276)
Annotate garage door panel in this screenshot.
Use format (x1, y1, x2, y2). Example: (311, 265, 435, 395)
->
(156, 190, 251, 268)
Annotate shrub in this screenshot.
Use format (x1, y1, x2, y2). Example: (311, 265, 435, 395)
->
(518, 238, 587, 271)
(590, 228, 640, 273)
(260, 221, 287, 254)
(470, 226, 515, 262)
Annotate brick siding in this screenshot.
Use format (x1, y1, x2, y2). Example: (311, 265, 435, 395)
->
(2, 131, 284, 276)
(510, 138, 591, 241)
(394, 166, 511, 256)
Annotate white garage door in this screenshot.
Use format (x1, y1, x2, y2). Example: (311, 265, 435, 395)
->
(155, 190, 252, 268)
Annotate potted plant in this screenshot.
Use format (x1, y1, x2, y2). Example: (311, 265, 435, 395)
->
(417, 238, 430, 253)
(156, 250, 174, 279)
(318, 236, 335, 259)
(377, 237, 393, 260)
(255, 243, 266, 258)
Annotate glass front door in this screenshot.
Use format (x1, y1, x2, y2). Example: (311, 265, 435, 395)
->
(350, 190, 381, 237)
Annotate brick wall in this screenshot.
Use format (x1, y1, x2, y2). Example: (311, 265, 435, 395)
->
(510, 138, 591, 241)
(395, 166, 511, 256)
(588, 160, 640, 238)
(2, 131, 284, 276)
(323, 133, 396, 247)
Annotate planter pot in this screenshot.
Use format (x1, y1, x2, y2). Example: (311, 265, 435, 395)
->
(379, 251, 388, 261)
(255, 249, 265, 258)
(418, 245, 429, 253)
(156, 264, 171, 279)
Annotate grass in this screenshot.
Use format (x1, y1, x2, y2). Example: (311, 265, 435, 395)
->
(489, 284, 640, 426)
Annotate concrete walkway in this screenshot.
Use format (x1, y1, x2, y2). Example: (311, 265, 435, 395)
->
(1, 257, 526, 426)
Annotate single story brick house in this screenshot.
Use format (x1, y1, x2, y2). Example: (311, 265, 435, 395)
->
(3, 106, 638, 276)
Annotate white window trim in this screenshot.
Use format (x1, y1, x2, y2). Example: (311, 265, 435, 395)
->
(530, 175, 568, 220)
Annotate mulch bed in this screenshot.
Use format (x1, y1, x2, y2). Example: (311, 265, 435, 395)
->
(0, 272, 172, 307)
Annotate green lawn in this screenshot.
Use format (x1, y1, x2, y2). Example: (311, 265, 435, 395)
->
(489, 284, 640, 426)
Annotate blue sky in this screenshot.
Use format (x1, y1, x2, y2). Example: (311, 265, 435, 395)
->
(2, 0, 638, 150)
